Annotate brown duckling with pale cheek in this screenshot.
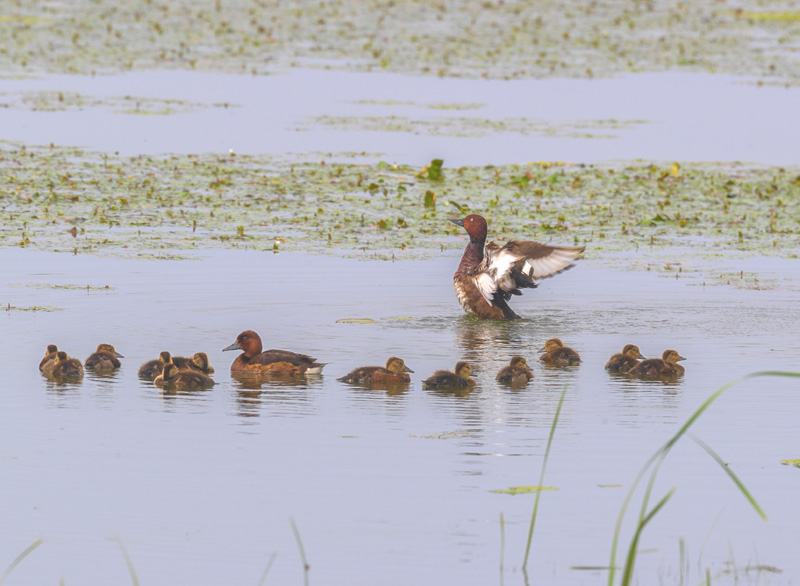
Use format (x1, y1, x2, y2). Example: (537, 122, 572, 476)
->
(605, 344, 645, 373)
(223, 330, 325, 375)
(39, 344, 59, 376)
(172, 352, 215, 375)
(84, 343, 123, 372)
(139, 351, 172, 380)
(539, 338, 581, 366)
(51, 351, 84, 381)
(154, 363, 215, 391)
(422, 361, 476, 390)
(628, 350, 686, 377)
(496, 356, 534, 384)
(338, 357, 413, 385)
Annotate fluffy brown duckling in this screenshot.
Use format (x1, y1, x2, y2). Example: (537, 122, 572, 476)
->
(39, 344, 59, 376)
(172, 352, 215, 375)
(338, 357, 413, 385)
(496, 355, 534, 384)
(51, 351, 84, 381)
(605, 344, 646, 373)
(223, 330, 325, 375)
(628, 349, 686, 377)
(154, 363, 215, 391)
(139, 351, 172, 380)
(539, 338, 581, 366)
(422, 361, 476, 390)
(84, 343, 123, 372)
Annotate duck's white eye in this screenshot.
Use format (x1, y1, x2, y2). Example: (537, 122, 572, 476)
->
(469, 217, 473, 222)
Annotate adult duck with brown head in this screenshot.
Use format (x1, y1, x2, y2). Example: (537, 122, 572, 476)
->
(338, 357, 413, 385)
(605, 344, 646, 373)
(628, 350, 686, 377)
(84, 343, 123, 372)
(223, 330, 326, 375)
(450, 214, 584, 320)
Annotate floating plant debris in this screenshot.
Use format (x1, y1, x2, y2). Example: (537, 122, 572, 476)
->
(490, 485, 559, 495)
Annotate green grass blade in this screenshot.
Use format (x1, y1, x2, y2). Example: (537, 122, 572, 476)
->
(290, 518, 310, 586)
(257, 552, 277, 586)
(499, 512, 505, 586)
(620, 488, 676, 586)
(115, 537, 140, 586)
(690, 434, 767, 520)
(0, 538, 44, 585)
(522, 386, 566, 570)
(609, 371, 798, 586)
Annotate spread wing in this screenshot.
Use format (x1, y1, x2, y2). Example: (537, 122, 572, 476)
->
(484, 240, 584, 295)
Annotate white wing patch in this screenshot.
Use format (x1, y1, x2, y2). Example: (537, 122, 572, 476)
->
(523, 249, 582, 279)
(485, 242, 582, 293)
(475, 272, 497, 304)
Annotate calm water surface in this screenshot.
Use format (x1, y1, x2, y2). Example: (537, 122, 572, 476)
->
(1, 248, 798, 585)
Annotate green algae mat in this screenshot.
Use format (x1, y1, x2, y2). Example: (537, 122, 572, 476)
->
(1, 144, 798, 266)
(2, 0, 800, 84)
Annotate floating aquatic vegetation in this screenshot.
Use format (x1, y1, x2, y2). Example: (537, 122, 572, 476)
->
(1, 0, 800, 85)
(410, 430, 477, 440)
(4, 303, 63, 312)
(0, 144, 798, 285)
(10, 282, 114, 290)
(490, 485, 559, 495)
(0, 91, 236, 114)
(780, 459, 800, 468)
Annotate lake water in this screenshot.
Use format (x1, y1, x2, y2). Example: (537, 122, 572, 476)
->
(1, 247, 798, 585)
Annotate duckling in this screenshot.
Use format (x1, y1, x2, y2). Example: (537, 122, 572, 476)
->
(450, 214, 584, 319)
(422, 361, 476, 390)
(39, 344, 59, 376)
(51, 351, 84, 381)
(154, 363, 215, 391)
(496, 355, 534, 384)
(538, 338, 581, 366)
(139, 351, 172, 380)
(628, 350, 686, 377)
(84, 343, 123, 372)
(223, 330, 325, 375)
(605, 344, 646, 373)
(338, 357, 413, 385)
(172, 352, 215, 375)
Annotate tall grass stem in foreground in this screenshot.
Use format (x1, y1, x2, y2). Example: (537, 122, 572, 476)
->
(257, 552, 277, 586)
(608, 371, 799, 586)
(522, 386, 567, 570)
(290, 518, 310, 586)
(114, 537, 140, 586)
(0, 537, 43, 585)
(499, 512, 505, 586)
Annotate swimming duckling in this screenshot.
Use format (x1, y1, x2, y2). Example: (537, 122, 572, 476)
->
(538, 338, 581, 366)
(51, 351, 84, 381)
(628, 350, 686, 377)
(338, 357, 413, 385)
(172, 352, 215, 375)
(138, 351, 172, 380)
(154, 363, 215, 391)
(605, 344, 646, 373)
(422, 361, 476, 390)
(223, 330, 325, 375)
(84, 343, 123, 372)
(496, 355, 534, 384)
(39, 344, 59, 376)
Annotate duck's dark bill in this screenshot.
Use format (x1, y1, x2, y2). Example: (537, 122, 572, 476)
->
(449, 218, 465, 227)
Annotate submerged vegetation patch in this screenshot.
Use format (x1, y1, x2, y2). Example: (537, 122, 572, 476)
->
(0, 144, 798, 279)
(1, 0, 800, 84)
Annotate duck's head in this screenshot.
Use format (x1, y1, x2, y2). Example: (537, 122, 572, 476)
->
(158, 351, 172, 364)
(509, 355, 528, 368)
(455, 361, 473, 380)
(663, 349, 686, 364)
(44, 344, 58, 357)
(223, 330, 263, 357)
(192, 352, 213, 372)
(54, 351, 69, 364)
(161, 363, 179, 380)
(623, 344, 645, 359)
(96, 343, 124, 358)
(538, 338, 564, 353)
(386, 357, 413, 374)
(450, 214, 488, 241)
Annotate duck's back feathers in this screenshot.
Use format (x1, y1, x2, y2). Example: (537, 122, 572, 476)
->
(496, 365, 534, 384)
(541, 347, 581, 366)
(628, 358, 671, 376)
(605, 354, 638, 372)
(338, 366, 410, 384)
(85, 352, 122, 371)
(422, 370, 473, 390)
